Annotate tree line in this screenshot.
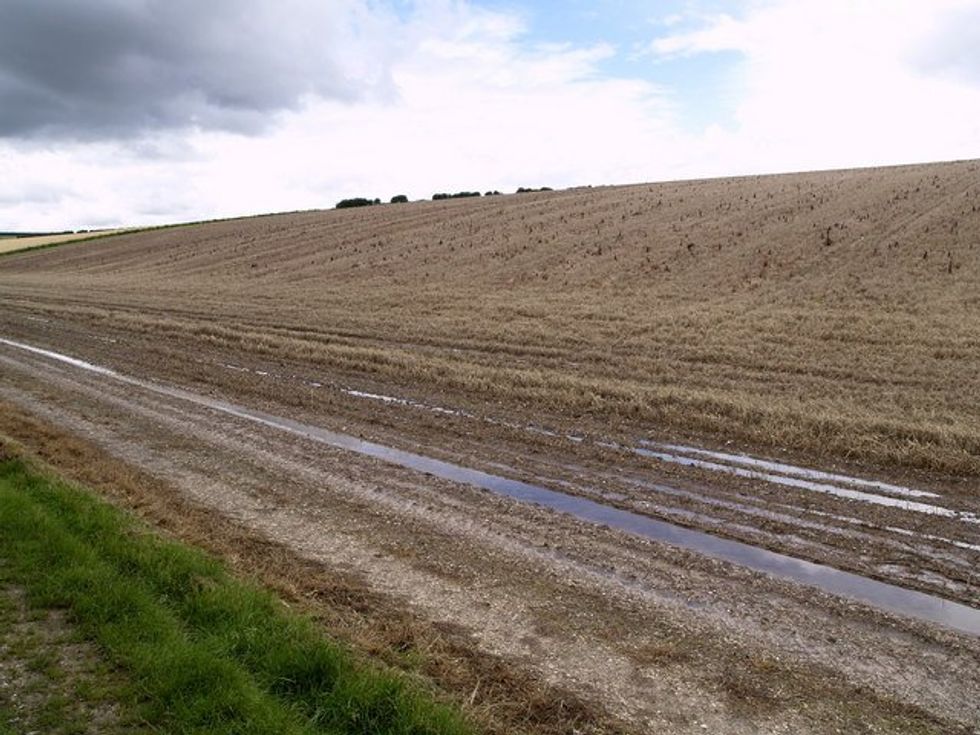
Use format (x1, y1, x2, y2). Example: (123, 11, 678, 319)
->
(335, 187, 552, 209)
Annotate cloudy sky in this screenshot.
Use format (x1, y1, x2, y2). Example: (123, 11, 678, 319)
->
(2, 0, 979, 230)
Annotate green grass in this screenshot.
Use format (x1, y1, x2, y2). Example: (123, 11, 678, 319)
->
(0, 455, 474, 735)
(0, 709, 16, 735)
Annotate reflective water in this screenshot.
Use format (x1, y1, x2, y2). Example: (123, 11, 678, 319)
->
(627, 445, 979, 525)
(2, 335, 978, 637)
(213, 358, 960, 520)
(640, 440, 936, 499)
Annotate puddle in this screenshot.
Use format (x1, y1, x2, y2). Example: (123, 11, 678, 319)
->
(784, 504, 980, 555)
(627, 445, 979, 525)
(209, 356, 957, 523)
(639, 440, 936, 499)
(1, 339, 117, 378)
(885, 528, 980, 555)
(631, 479, 883, 542)
(2, 335, 979, 637)
(345, 389, 404, 403)
(303, 372, 964, 522)
(339, 387, 476, 419)
(562, 471, 976, 572)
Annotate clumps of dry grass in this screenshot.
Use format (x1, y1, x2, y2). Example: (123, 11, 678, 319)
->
(91, 303, 980, 475)
(714, 653, 785, 715)
(0, 405, 630, 735)
(2, 159, 979, 478)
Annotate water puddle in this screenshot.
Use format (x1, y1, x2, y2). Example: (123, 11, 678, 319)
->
(265, 367, 966, 523)
(2, 335, 979, 637)
(208, 357, 960, 524)
(797, 506, 980, 555)
(345, 389, 403, 404)
(220, 362, 475, 420)
(639, 440, 936, 499)
(626, 445, 978, 525)
(887, 529, 980, 554)
(1, 339, 117, 378)
(557, 470, 977, 572)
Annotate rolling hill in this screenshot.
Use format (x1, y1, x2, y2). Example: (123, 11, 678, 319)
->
(2, 159, 978, 476)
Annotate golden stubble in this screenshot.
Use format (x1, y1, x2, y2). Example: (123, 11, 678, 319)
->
(1, 159, 977, 476)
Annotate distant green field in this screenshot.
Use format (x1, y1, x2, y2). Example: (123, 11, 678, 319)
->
(0, 453, 473, 735)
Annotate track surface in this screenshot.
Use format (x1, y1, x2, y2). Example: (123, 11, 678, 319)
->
(1, 313, 978, 734)
(1, 160, 978, 733)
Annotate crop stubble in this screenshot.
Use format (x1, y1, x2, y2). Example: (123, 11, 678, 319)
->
(0, 160, 978, 733)
(0, 230, 125, 256)
(1, 160, 978, 477)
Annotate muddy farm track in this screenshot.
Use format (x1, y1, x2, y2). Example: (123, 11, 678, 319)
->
(1, 160, 979, 733)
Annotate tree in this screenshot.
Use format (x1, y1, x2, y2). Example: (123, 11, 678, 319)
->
(335, 197, 376, 209)
(433, 191, 481, 200)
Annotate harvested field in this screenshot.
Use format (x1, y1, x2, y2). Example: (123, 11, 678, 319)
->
(0, 159, 978, 733)
(1, 160, 978, 475)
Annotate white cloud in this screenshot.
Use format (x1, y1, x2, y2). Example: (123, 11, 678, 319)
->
(2, 1, 679, 229)
(647, 0, 980, 171)
(2, 0, 979, 230)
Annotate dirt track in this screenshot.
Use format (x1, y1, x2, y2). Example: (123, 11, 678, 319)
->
(0, 314, 978, 734)
(1, 160, 978, 733)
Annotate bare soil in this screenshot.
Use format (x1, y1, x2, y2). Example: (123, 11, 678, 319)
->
(0, 334, 977, 734)
(0, 587, 128, 734)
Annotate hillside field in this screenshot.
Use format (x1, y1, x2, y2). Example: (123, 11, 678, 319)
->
(2, 160, 978, 478)
(2, 160, 980, 734)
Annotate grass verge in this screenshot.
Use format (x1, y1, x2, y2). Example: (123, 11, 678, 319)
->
(0, 406, 616, 735)
(0, 452, 473, 735)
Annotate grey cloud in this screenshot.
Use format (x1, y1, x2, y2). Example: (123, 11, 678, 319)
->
(0, 182, 72, 205)
(0, 0, 392, 139)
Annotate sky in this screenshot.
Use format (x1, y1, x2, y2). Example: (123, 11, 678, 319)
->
(1, 0, 979, 230)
